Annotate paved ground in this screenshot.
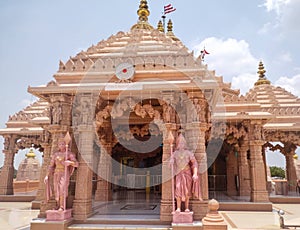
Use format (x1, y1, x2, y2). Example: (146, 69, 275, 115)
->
(0, 202, 39, 230)
(0, 202, 300, 229)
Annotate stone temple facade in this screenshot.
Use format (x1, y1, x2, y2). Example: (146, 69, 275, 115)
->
(0, 0, 299, 228)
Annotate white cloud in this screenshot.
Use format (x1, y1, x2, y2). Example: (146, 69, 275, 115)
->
(262, 0, 300, 38)
(232, 73, 257, 95)
(263, 0, 290, 14)
(274, 74, 300, 97)
(194, 37, 259, 94)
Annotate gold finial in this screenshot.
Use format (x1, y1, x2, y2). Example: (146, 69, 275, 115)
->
(167, 19, 173, 32)
(293, 154, 298, 160)
(26, 148, 36, 158)
(166, 19, 179, 41)
(157, 20, 164, 32)
(254, 61, 271, 86)
(137, 0, 150, 22)
(131, 0, 154, 30)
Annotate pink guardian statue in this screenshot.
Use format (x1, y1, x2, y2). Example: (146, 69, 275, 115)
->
(171, 133, 202, 223)
(44, 132, 78, 220)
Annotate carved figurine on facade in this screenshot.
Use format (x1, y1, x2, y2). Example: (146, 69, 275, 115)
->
(3, 136, 10, 150)
(80, 100, 91, 124)
(191, 98, 201, 122)
(44, 136, 78, 211)
(254, 124, 262, 140)
(161, 99, 174, 123)
(172, 133, 202, 212)
(51, 103, 62, 125)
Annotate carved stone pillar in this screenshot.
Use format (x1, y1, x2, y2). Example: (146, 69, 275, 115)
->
(284, 143, 297, 191)
(72, 93, 95, 221)
(94, 143, 112, 201)
(160, 123, 176, 222)
(186, 123, 209, 220)
(72, 126, 94, 220)
(248, 122, 269, 202)
(0, 135, 17, 195)
(226, 149, 238, 196)
(33, 141, 51, 215)
(160, 91, 177, 222)
(238, 144, 250, 196)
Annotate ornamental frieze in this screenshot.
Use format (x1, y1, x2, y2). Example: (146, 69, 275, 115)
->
(264, 130, 300, 145)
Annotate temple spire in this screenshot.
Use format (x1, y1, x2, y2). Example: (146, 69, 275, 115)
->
(254, 61, 271, 86)
(131, 0, 154, 30)
(166, 19, 179, 41)
(157, 20, 164, 33)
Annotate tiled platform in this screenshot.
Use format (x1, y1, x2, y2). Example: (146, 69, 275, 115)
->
(1, 190, 300, 229)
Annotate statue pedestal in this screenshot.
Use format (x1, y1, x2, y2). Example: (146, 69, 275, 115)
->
(172, 211, 193, 224)
(46, 209, 72, 221)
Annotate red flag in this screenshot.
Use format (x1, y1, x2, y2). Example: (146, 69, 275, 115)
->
(164, 4, 176, 14)
(200, 48, 210, 60)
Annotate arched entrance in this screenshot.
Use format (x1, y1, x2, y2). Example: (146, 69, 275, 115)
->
(95, 97, 164, 203)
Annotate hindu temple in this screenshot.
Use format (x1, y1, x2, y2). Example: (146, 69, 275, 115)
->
(0, 1, 299, 229)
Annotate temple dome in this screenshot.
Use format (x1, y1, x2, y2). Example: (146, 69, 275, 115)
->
(245, 61, 300, 132)
(16, 148, 41, 181)
(245, 61, 300, 108)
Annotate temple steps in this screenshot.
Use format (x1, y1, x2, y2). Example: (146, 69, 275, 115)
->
(68, 214, 171, 230)
(68, 223, 172, 230)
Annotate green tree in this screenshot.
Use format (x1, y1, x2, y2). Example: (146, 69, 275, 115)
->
(270, 166, 286, 179)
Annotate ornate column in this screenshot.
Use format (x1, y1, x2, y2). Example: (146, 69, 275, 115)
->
(160, 91, 177, 222)
(284, 142, 297, 191)
(160, 123, 176, 222)
(72, 93, 94, 221)
(226, 149, 238, 196)
(238, 143, 251, 196)
(248, 121, 269, 202)
(94, 142, 112, 201)
(0, 135, 18, 195)
(186, 122, 209, 220)
(32, 130, 52, 215)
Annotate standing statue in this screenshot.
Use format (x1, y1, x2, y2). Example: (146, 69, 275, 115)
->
(172, 133, 202, 212)
(44, 137, 78, 211)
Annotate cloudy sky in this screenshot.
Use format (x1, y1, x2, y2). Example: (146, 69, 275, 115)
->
(0, 0, 299, 168)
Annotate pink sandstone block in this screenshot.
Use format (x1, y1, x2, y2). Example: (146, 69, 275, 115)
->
(46, 209, 72, 221)
(172, 211, 194, 224)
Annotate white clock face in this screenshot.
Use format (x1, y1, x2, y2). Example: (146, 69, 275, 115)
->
(115, 63, 135, 80)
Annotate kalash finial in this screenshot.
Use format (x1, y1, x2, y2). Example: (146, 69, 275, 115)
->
(166, 19, 179, 41)
(26, 148, 36, 158)
(131, 0, 154, 30)
(254, 61, 271, 86)
(157, 20, 164, 32)
(138, 0, 150, 22)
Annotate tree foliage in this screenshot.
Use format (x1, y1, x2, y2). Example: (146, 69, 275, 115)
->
(270, 166, 286, 179)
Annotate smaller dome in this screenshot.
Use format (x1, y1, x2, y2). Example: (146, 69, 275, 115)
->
(16, 149, 41, 181)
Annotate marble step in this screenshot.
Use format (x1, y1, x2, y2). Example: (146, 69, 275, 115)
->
(68, 223, 172, 230)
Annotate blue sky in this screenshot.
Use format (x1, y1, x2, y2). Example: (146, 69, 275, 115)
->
(0, 0, 299, 168)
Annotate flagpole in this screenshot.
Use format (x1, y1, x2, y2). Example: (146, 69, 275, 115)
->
(162, 14, 166, 33)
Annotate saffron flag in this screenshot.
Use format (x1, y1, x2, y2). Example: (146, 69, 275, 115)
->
(164, 4, 176, 14)
(200, 48, 210, 61)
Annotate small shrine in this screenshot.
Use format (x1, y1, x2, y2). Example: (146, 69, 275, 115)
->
(16, 148, 41, 181)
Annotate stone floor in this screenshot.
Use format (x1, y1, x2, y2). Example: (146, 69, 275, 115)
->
(1, 190, 300, 229)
